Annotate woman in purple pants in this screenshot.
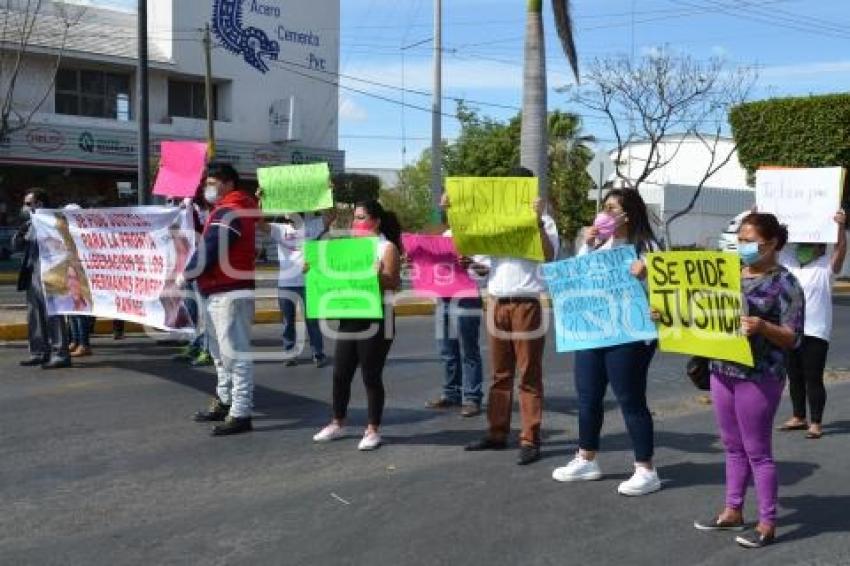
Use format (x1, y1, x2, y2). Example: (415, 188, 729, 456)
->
(693, 213, 804, 549)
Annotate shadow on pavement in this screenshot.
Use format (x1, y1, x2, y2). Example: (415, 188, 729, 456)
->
(660, 460, 819, 491)
(778, 494, 850, 544)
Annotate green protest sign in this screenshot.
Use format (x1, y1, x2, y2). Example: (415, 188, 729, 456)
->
(305, 237, 383, 319)
(258, 162, 333, 213)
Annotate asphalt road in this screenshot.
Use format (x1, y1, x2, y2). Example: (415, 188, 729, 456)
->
(1, 317, 849, 565)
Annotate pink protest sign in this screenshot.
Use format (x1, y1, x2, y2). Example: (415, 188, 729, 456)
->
(152, 141, 208, 198)
(402, 233, 479, 298)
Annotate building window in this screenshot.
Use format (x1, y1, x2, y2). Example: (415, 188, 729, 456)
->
(55, 68, 131, 120)
(168, 80, 218, 120)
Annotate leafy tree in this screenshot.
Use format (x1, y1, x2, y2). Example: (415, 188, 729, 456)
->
(380, 151, 434, 233)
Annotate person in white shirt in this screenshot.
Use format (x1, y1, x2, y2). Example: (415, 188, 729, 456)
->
(778, 209, 847, 439)
(452, 168, 559, 466)
(268, 210, 334, 367)
(551, 188, 663, 497)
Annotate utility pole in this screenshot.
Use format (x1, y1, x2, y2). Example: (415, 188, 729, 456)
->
(430, 0, 442, 222)
(137, 0, 150, 205)
(203, 23, 216, 160)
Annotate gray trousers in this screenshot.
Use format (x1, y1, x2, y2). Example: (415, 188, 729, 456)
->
(26, 271, 69, 362)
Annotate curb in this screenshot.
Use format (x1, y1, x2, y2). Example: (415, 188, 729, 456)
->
(0, 302, 438, 342)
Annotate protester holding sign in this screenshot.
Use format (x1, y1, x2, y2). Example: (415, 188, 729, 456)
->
(187, 163, 259, 437)
(552, 189, 663, 496)
(692, 213, 804, 549)
(457, 168, 559, 466)
(267, 210, 335, 368)
(13, 189, 71, 369)
(312, 200, 402, 451)
(778, 209, 847, 440)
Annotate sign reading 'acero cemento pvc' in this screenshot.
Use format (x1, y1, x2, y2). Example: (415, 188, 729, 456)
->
(211, 0, 329, 74)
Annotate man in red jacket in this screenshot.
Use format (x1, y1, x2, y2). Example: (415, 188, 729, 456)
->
(185, 163, 258, 436)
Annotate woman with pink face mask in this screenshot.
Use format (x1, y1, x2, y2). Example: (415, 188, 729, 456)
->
(552, 189, 664, 497)
(313, 200, 403, 451)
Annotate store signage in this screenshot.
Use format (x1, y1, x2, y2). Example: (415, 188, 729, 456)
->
(0, 122, 344, 177)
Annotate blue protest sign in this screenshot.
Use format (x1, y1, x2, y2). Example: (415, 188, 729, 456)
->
(542, 246, 657, 352)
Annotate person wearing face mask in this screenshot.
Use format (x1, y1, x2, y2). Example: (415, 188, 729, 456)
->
(13, 189, 72, 369)
(777, 209, 847, 440)
(312, 200, 402, 451)
(552, 189, 663, 495)
(267, 209, 335, 368)
(693, 213, 804, 549)
(456, 167, 560, 466)
(185, 163, 259, 436)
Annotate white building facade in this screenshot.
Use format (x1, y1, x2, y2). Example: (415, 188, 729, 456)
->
(0, 0, 341, 218)
(591, 134, 754, 249)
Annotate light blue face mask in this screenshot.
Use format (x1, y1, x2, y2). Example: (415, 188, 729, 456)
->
(737, 241, 761, 266)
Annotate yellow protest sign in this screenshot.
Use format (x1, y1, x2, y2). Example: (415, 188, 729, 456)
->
(446, 177, 544, 262)
(646, 251, 754, 367)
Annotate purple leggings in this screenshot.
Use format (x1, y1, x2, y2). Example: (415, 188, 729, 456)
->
(710, 372, 784, 526)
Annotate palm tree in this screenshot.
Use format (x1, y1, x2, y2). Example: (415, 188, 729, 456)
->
(520, 0, 579, 200)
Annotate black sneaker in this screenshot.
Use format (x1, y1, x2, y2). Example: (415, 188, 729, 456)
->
(284, 358, 298, 367)
(193, 398, 230, 422)
(465, 437, 507, 451)
(517, 444, 541, 465)
(20, 356, 47, 367)
(212, 416, 252, 436)
(735, 530, 775, 549)
(313, 355, 327, 369)
(694, 516, 747, 532)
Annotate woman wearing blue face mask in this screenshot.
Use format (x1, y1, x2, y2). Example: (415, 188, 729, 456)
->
(694, 213, 804, 549)
(777, 209, 847, 439)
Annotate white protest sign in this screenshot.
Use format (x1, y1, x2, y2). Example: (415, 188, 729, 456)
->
(756, 167, 845, 243)
(32, 206, 196, 331)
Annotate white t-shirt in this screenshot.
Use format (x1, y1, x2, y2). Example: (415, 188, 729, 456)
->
(269, 217, 326, 288)
(781, 247, 834, 341)
(479, 215, 560, 297)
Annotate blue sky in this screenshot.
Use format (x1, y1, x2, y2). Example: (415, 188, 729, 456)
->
(92, 0, 850, 169)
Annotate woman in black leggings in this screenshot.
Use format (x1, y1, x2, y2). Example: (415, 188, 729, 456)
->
(779, 209, 847, 439)
(312, 200, 402, 451)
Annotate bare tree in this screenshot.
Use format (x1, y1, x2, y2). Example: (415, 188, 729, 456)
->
(567, 50, 755, 247)
(1, 0, 85, 140)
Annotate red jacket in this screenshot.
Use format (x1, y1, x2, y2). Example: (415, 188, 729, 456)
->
(196, 189, 258, 296)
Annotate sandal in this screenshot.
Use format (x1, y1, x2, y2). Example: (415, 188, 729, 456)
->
(805, 430, 823, 440)
(777, 421, 807, 432)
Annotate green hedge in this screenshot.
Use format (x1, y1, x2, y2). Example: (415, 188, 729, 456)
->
(729, 93, 850, 186)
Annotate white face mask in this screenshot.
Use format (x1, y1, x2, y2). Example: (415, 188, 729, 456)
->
(204, 184, 220, 205)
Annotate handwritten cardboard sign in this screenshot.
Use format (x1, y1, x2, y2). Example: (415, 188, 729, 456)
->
(646, 251, 753, 367)
(756, 167, 845, 243)
(152, 141, 208, 198)
(304, 237, 383, 319)
(446, 177, 544, 262)
(259, 162, 333, 213)
(542, 246, 657, 352)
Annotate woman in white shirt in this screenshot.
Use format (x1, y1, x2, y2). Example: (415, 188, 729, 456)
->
(552, 188, 663, 496)
(778, 209, 847, 439)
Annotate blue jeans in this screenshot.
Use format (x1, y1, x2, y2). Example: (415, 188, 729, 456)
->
(185, 282, 208, 352)
(437, 297, 483, 404)
(574, 341, 657, 462)
(278, 287, 324, 359)
(69, 315, 94, 348)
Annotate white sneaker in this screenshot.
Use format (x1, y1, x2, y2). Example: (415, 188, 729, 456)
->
(552, 454, 603, 482)
(313, 423, 345, 443)
(357, 431, 382, 451)
(617, 465, 661, 496)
